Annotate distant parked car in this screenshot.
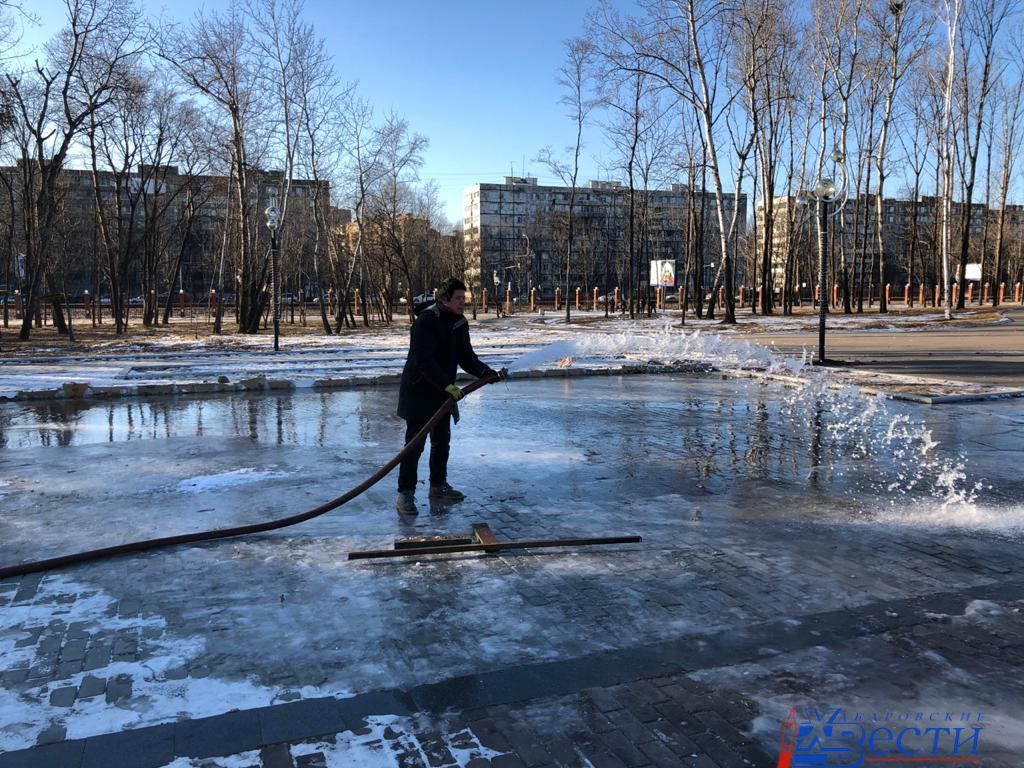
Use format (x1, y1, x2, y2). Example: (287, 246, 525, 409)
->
(413, 292, 434, 304)
(157, 292, 194, 304)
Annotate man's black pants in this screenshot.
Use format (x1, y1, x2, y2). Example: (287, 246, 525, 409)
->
(397, 413, 451, 492)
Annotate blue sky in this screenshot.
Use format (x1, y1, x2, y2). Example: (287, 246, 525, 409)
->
(320, 0, 607, 226)
(14, 0, 616, 227)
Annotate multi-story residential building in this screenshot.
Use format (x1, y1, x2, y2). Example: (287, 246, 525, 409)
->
(758, 194, 1024, 299)
(0, 162, 332, 299)
(462, 177, 747, 301)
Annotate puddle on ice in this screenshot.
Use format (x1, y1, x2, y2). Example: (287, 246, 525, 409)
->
(1, 365, 1020, 538)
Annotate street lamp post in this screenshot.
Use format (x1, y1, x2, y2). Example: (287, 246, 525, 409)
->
(801, 149, 848, 364)
(266, 190, 281, 352)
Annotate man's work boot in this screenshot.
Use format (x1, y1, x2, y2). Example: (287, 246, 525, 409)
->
(396, 491, 418, 515)
(428, 483, 465, 502)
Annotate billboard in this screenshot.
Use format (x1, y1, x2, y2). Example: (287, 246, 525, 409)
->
(650, 259, 676, 287)
(965, 263, 982, 281)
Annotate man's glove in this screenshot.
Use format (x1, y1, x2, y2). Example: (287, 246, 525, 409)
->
(444, 384, 464, 401)
(497, 367, 509, 380)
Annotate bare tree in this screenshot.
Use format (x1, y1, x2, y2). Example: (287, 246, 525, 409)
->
(990, 34, 1024, 308)
(812, 0, 866, 315)
(952, 0, 1016, 309)
(537, 38, 596, 322)
(734, 0, 797, 315)
(5, 0, 146, 340)
(161, 2, 270, 333)
(864, 0, 926, 313)
(336, 100, 424, 330)
(937, 0, 962, 319)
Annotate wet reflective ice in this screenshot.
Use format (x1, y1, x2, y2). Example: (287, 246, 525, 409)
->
(2, 375, 1021, 554)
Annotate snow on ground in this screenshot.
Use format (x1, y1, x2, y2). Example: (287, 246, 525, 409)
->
(287, 716, 505, 768)
(0, 575, 348, 752)
(0, 314, 821, 398)
(173, 468, 292, 494)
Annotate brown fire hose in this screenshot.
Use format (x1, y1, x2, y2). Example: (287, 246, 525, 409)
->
(0, 373, 499, 579)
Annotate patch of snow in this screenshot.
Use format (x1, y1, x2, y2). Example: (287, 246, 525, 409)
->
(965, 600, 1007, 619)
(173, 468, 291, 494)
(0, 574, 349, 752)
(159, 752, 261, 768)
(290, 715, 504, 768)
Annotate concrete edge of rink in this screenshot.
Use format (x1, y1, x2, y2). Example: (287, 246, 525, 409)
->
(0, 363, 716, 404)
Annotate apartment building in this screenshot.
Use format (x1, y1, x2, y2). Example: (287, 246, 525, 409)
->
(463, 177, 747, 301)
(0, 162, 331, 298)
(758, 194, 1024, 295)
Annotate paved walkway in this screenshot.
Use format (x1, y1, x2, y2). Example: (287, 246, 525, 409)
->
(4, 511, 1022, 767)
(746, 306, 1024, 387)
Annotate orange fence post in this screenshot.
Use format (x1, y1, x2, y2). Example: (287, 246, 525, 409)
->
(592, 287, 598, 310)
(530, 287, 536, 312)
(555, 287, 561, 311)
(1017, 282, 1022, 303)
(832, 284, 839, 307)
(677, 286, 684, 309)
(481, 289, 488, 313)
(885, 284, 891, 305)
(983, 282, 990, 304)
(575, 286, 581, 310)
(998, 282, 1005, 304)
(506, 288, 512, 315)
(952, 283, 959, 305)
(738, 286, 744, 307)
(83, 292, 92, 319)
(966, 283, 973, 302)
(934, 284, 940, 307)
(613, 287, 620, 312)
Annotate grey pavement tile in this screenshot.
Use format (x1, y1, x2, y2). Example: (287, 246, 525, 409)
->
(81, 724, 175, 768)
(257, 697, 349, 745)
(175, 709, 262, 759)
(49, 685, 77, 708)
(259, 742, 295, 768)
(0, 740, 85, 768)
(36, 723, 68, 745)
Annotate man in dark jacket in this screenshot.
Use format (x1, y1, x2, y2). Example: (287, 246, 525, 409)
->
(396, 277, 505, 515)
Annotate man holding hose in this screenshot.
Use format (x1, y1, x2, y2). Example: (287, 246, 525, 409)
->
(396, 277, 507, 515)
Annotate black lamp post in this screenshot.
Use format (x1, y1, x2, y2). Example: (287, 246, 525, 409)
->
(266, 190, 281, 352)
(803, 149, 848, 364)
